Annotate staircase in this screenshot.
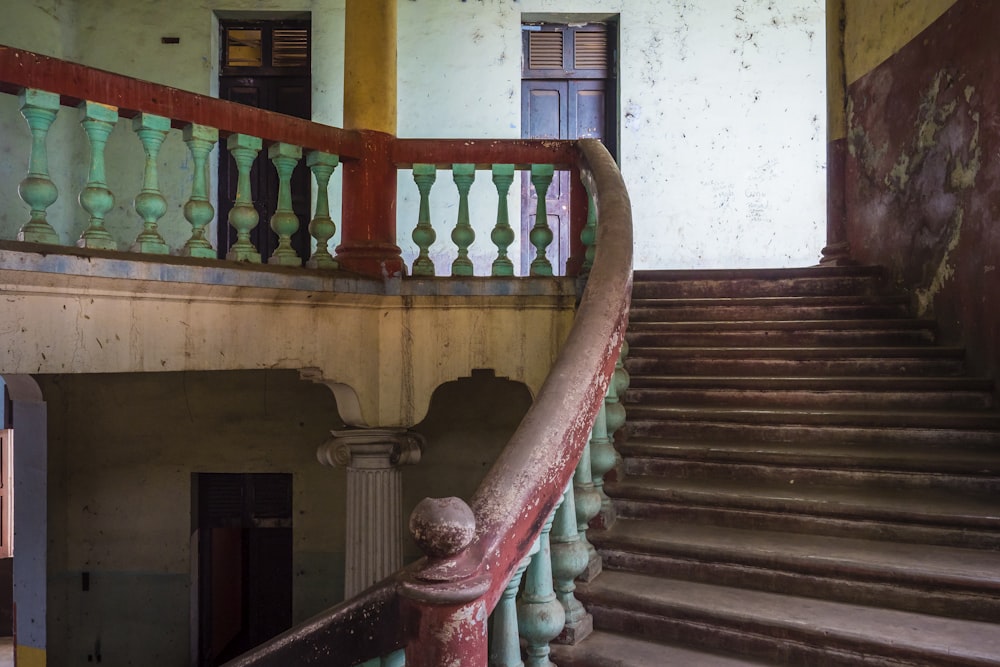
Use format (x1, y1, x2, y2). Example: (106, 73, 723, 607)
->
(552, 266, 1000, 666)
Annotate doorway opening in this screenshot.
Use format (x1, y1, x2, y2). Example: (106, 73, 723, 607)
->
(192, 472, 293, 666)
(217, 19, 312, 264)
(521, 20, 618, 274)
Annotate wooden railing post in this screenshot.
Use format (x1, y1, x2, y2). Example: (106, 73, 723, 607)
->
(337, 130, 405, 277)
(402, 497, 490, 667)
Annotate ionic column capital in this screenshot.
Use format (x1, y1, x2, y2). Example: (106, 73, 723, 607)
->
(317, 428, 423, 469)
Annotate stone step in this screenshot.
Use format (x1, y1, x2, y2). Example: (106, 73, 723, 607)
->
(625, 411, 1000, 447)
(549, 629, 773, 667)
(628, 324, 936, 347)
(626, 346, 968, 376)
(606, 475, 1000, 549)
(625, 376, 995, 410)
(577, 571, 1000, 666)
(622, 455, 1000, 495)
(630, 295, 911, 322)
(619, 437, 1000, 477)
(632, 266, 887, 299)
(626, 405, 1000, 431)
(591, 518, 1000, 622)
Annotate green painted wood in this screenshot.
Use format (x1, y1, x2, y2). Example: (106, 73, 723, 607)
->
(490, 164, 516, 277)
(267, 142, 304, 266)
(180, 123, 218, 258)
(595, 344, 628, 517)
(225, 133, 263, 263)
(528, 164, 555, 277)
(306, 151, 339, 270)
(76, 101, 118, 250)
(129, 113, 170, 254)
(574, 422, 603, 569)
(381, 650, 405, 667)
(16, 88, 61, 245)
(550, 481, 591, 643)
(450, 163, 476, 277)
(580, 191, 598, 273)
(411, 163, 437, 276)
(489, 553, 531, 667)
(589, 401, 616, 517)
(516, 500, 565, 667)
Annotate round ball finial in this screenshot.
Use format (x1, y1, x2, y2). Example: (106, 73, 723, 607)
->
(409, 497, 476, 559)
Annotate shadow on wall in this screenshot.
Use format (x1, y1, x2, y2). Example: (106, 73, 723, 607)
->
(404, 369, 533, 563)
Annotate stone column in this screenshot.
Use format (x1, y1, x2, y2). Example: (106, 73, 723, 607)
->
(317, 428, 423, 597)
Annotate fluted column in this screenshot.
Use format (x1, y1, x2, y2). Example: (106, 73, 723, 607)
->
(317, 428, 423, 598)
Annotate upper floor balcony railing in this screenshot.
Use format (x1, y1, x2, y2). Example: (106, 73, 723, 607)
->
(0, 45, 594, 281)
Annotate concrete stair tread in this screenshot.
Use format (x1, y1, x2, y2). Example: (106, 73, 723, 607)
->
(631, 295, 908, 307)
(627, 345, 965, 358)
(593, 517, 1000, 591)
(607, 475, 1000, 526)
(626, 405, 1000, 430)
(627, 375, 992, 390)
(629, 318, 937, 331)
(578, 571, 1000, 663)
(633, 266, 886, 281)
(549, 629, 774, 667)
(619, 437, 1000, 473)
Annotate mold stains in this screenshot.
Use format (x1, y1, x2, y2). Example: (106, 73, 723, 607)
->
(915, 207, 963, 315)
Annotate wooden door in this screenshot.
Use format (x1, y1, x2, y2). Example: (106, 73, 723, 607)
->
(521, 23, 615, 274)
(193, 473, 293, 666)
(217, 21, 312, 264)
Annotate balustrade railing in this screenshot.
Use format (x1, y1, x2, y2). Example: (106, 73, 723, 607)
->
(0, 46, 632, 666)
(1, 46, 591, 278)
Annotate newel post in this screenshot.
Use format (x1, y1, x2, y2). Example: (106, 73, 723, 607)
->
(401, 497, 490, 666)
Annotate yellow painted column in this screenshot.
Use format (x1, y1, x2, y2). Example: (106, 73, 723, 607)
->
(820, 0, 851, 264)
(344, 0, 397, 133)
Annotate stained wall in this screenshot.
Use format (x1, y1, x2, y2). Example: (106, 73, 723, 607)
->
(843, 0, 999, 381)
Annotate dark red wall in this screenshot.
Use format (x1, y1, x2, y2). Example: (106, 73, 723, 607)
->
(845, 0, 1000, 383)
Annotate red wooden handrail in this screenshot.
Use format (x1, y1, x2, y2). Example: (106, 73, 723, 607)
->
(400, 139, 632, 664)
(0, 45, 364, 159)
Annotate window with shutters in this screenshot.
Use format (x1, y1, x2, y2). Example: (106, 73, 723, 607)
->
(522, 23, 611, 79)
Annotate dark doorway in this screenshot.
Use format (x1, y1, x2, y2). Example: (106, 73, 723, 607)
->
(193, 472, 293, 666)
(217, 20, 312, 264)
(521, 21, 617, 274)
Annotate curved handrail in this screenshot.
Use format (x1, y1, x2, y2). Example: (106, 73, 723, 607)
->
(223, 138, 631, 666)
(399, 138, 632, 663)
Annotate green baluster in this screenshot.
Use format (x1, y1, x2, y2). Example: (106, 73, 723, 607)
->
(597, 347, 628, 520)
(450, 163, 476, 277)
(411, 163, 437, 276)
(580, 191, 598, 273)
(517, 498, 565, 667)
(181, 123, 218, 258)
(574, 425, 603, 579)
(529, 164, 555, 277)
(490, 164, 515, 276)
(130, 113, 170, 254)
(381, 650, 405, 667)
(306, 151, 339, 269)
(76, 101, 118, 250)
(225, 133, 263, 263)
(490, 552, 532, 667)
(550, 480, 592, 644)
(267, 142, 303, 266)
(17, 89, 61, 245)
(590, 400, 616, 519)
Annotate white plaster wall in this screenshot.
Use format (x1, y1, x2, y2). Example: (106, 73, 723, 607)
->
(396, 0, 827, 270)
(2, 0, 824, 269)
